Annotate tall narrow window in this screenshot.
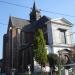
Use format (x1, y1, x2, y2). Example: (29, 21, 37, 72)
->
(21, 31, 26, 45)
(59, 29, 66, 44)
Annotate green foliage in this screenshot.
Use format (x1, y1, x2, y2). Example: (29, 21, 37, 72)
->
(48, 53, 71, 75)
(48, 53, 66, 66)
(34, 29, 47, 67)
(48, 53, 59, 68)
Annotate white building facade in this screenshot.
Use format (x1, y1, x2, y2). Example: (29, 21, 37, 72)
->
(47, 18, 73, 54)
(45, 18, 73, 75)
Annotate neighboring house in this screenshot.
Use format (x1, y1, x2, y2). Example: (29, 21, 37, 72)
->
(2, 2, 73, 75)
(47, 18, 73, 54)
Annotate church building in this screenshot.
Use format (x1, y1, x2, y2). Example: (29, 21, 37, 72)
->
(2, 2, 73, 75)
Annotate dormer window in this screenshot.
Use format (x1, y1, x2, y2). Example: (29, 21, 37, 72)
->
(58, 28, 67, 44)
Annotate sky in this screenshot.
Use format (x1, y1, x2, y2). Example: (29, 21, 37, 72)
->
(0, 0, 75, 59)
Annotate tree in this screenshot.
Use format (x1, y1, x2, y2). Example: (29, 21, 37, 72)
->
(48, 53, 65, 75)
(48, 53, 59, 75)
(34, 29, 47, 71)
(48, 53, 59, 67)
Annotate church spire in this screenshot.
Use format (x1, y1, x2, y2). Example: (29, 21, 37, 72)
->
(30, 2, 41, 22)
(32, 1, 36, 11)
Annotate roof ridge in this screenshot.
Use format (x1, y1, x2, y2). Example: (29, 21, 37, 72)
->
(11, 16, 29, 21)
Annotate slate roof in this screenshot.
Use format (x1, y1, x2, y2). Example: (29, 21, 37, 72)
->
(9, 16, 50, 32)
(51, 17, 73, 27)
(22, 16, 50, 32)
(10, 16, 30, 29)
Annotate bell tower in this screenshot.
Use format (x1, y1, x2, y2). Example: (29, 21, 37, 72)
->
(30, 2, 41, 22)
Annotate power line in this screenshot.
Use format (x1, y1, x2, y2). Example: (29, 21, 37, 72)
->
(0, 0, 75, 18)
(0, 1, 31, 9)
(40, 9, 75, 18)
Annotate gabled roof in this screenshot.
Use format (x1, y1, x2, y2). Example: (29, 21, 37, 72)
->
(10, 16, 30, 29)
(22, 16, 50, 32)
(8, 16, 50, 32)
(51, 17, 73, 27)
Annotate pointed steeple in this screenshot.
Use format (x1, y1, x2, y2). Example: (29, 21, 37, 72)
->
(30, 2, 41, 22)
(32, 2, 36, 11)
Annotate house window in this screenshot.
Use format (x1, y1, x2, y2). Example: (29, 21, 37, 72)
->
(59, 29, 66, 44)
